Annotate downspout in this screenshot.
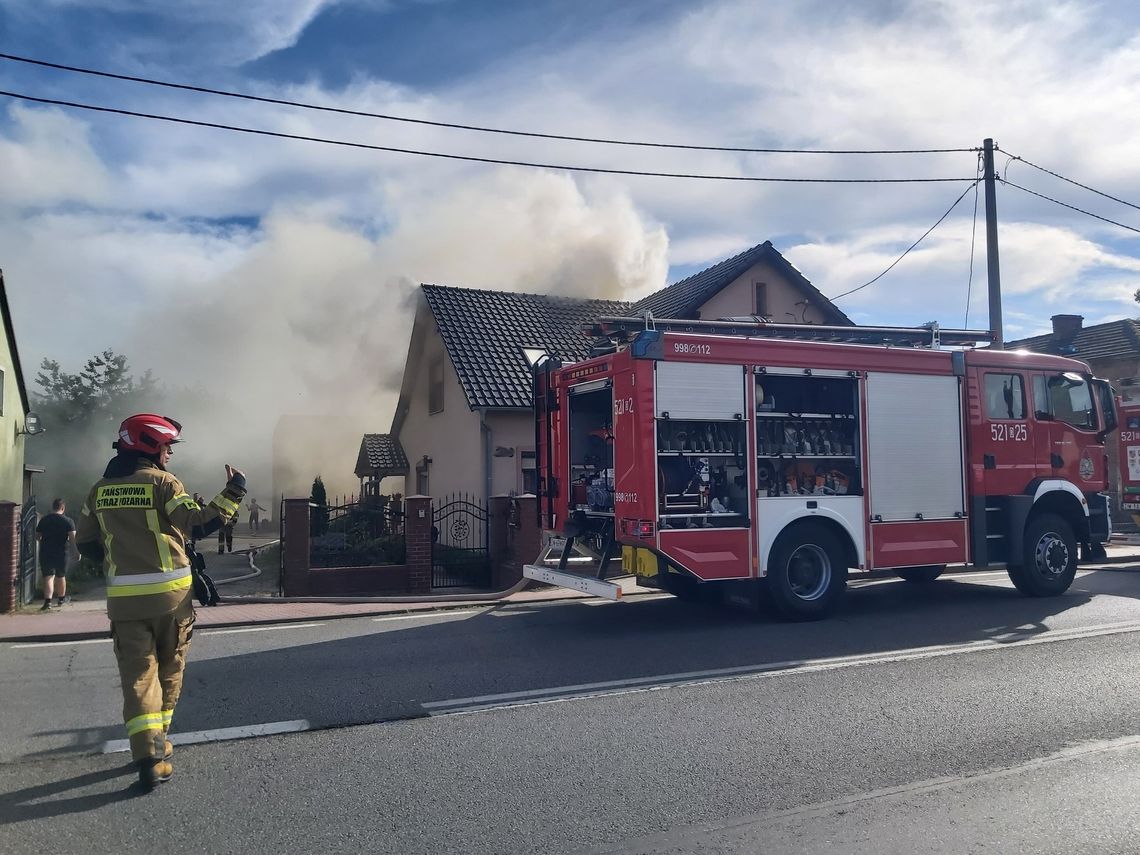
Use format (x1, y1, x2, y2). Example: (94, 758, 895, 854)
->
(480, 408, 493, 501)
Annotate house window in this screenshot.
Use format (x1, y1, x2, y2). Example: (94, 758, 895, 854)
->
(754, 283, 768, 316)
(984, 373, 1026, 420)
(521, 450, 537, 494)
(428, 357, 444, 414)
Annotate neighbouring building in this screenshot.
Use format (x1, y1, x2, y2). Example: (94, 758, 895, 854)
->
(1007, 313, 1140, 525)
(0, 270, 35, 504)
(375, 240, 852, 503)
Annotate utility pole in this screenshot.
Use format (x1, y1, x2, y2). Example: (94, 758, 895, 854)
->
(982, 137, 1003, 348)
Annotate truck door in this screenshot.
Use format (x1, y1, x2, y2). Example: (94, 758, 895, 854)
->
(1032, 371, 1103, 487)
(976, 369, 1034, 496)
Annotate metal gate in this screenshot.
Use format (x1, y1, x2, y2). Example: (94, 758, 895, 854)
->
(432, 494, 491, 588)
(19, 497, 37, 606)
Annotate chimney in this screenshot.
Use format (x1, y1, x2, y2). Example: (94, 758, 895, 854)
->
(1050, 314, 1083, 339)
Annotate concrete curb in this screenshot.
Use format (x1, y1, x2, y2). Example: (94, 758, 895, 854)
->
(0, 589, 667, 644)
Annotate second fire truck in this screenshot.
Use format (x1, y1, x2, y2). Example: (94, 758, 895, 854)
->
(525, 316, 1117, 620)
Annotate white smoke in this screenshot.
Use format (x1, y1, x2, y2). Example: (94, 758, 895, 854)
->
(124, 169, 669, 501)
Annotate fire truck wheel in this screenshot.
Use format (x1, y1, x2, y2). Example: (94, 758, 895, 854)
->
(896, 565, 945, 584)
(1009, 513, 1078, 597)
(767, 525, 847, 620)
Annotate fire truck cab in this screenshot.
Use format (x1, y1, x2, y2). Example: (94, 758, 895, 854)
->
(526, 316, 1117, 620)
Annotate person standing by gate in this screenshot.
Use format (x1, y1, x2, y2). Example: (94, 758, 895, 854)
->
(36, 498, 75, 610)
(247, 498, 266, 533)
(76, 414, 246, 790)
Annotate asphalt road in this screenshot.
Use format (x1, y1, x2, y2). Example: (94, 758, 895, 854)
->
(2, 565, 1140, 853)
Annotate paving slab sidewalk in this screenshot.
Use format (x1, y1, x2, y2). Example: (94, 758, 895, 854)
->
(4, 544, 1138, 644)
(0, 579, 660, 643)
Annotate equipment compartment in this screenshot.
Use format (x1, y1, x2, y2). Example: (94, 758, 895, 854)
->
(754, 373, 862, 497)
(656, 418, 749, 527)
(568, 381, 615, 513)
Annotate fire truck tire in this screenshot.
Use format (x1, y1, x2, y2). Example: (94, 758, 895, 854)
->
(1009, 513, 1078, 597)
(766, 524, 847, 620)
(896, 565, 945, 584)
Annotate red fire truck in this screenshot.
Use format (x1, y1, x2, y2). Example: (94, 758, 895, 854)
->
(525, 316, 1118, 620)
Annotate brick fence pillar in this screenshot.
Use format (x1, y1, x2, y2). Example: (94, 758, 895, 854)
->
(404, 495, 432, 596)
(488, 495, 510, 577)
(0, 502, 20, 613)
(281, 498, 311, 597)
(499, 495, 541, 589)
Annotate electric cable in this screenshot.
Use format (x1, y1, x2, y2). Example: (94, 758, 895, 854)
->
(831, 179, 981, 301)
(0, 89, 980, 184)
(0, 52, 979, 156)
(999, 178, 1140, 235)
(997, 148, 1140, 213)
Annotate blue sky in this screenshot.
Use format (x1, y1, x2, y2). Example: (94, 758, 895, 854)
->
(1, 0, 1139, 489)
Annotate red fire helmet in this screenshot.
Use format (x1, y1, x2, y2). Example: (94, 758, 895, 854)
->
(115, 414, 183, 452)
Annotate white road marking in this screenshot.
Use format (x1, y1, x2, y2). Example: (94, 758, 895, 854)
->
(372, 608, 486, 623)
(202, 622, 323, 636)
(102, 719, 311, 754)
(11, 637, 112, 648)
(425, 618, 1140, 716)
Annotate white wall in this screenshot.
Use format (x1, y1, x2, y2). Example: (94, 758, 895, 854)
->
(398, 321, 482, 501)
(697, 260, 834, 324)
(486, 411, 536, 496)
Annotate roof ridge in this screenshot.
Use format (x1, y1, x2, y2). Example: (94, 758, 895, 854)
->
(421, 282, 633, 306)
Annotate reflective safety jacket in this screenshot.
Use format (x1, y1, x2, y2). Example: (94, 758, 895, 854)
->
(76, 456, 247, 621)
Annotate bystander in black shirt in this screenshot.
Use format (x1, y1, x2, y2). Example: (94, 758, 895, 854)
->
(36, 513, 75, 566)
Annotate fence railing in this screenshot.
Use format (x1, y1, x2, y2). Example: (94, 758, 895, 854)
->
(310, 495, 405, 568)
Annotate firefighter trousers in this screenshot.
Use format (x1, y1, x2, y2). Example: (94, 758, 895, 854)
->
(111, 597, 196, 761)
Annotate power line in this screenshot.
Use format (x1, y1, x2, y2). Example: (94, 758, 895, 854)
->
(0, 89, 980, 184)
(998, 148, 1140, 213)
(0, 52, 978, 156)
(832, 179, 981, 301)
(999, 178, 1140, 235)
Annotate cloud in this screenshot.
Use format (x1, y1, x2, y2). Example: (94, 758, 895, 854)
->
(785, 217, 1140, 330)
(0, 0, 381, 66)
(0, 104, 110, 206)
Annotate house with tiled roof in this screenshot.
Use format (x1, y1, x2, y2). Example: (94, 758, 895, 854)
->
(381, 241, 852, 501)
(1007, 313, 1140, 525)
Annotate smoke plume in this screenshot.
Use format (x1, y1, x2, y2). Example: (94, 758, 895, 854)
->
(120, 169, 668, 504)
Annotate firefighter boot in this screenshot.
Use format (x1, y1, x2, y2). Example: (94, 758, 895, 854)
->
(138, 757, 173, 790)
(138, 732, 173, 791)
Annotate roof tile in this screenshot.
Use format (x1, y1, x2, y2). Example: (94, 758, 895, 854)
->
(1006, 319, 1140, 362)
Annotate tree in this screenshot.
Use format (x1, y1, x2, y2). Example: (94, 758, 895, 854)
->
(310, 475, 329, 537)
(29, 351, 163, 511)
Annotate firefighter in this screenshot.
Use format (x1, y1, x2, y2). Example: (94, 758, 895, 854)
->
(218, 513, 236, 554)
(76, 414, 246, 790)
